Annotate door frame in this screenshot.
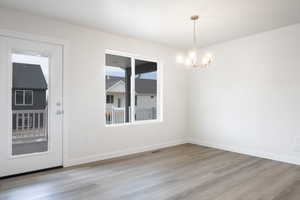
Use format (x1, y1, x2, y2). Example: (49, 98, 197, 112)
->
(0, 29, 69, 167)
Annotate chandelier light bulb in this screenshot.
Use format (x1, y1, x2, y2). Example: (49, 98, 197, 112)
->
(202, 53, 213, 66)
(202, 57, 209, 65)
(185, 58, 192, 66)
(176, 55, 185, 64)
(208, 53, 213, 58)
(188, 50, 197, 59)
(205, 53, 213, 61)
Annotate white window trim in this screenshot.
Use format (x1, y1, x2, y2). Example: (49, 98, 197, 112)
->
(104, 49, 163, 127)
(15, 90, 33, 106)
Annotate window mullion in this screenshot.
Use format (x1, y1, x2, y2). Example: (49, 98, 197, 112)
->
(31, 90, 33, 105)
(130, 57, 135, 123)
(23, 90, 26, 105)
(15, 90, 17, 105)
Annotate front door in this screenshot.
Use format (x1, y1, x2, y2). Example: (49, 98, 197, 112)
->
(0, 36, 63, 177)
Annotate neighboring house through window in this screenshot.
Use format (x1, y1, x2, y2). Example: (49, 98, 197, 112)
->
(105, 51, 160, 125)
(12, 62, 48, 145)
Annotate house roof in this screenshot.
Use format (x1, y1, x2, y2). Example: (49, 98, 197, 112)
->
(106, 76, 156, 94)
(13, 63, 48, 90)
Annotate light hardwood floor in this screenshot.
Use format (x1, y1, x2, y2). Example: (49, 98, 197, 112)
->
(0, 144, 300, 200)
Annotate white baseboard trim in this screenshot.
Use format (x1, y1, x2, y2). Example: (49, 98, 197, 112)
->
(64, 139, 187, 167)
(189, 139, 300, 166)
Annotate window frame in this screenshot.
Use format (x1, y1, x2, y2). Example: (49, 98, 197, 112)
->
(106, 94, 114, 104)
(15, 90, 33, 106)
(104, 49, 162, 127)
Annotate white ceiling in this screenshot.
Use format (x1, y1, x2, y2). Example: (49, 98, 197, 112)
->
(1, 0, 300, 49)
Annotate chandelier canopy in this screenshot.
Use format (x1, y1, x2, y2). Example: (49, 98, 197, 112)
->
(176, 15, 214, 68)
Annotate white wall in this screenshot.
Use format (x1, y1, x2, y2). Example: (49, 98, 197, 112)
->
(0, 8, 188, 166)
(188, 23, 300, 165)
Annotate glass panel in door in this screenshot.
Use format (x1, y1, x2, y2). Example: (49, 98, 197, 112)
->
(11, 53, 49, 156)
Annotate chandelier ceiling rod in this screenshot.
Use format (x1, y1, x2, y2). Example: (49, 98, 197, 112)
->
(191, 15, 199, 47)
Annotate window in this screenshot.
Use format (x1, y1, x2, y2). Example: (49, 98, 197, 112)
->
(15, 90, 33, 105)
(15, 90, 23, 105)
(24, 90, 33, 105)
(106, 95, 114, 104)
(105, 51, 160, 125)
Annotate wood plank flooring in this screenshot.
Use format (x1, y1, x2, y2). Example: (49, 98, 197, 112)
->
(1, 144, 300, 200)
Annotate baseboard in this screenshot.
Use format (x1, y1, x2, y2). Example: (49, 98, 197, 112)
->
(189, 138, 300, 166)
(64, 139, 187, 167)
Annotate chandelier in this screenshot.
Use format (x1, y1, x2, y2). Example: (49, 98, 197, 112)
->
(176, 15, 214, 68)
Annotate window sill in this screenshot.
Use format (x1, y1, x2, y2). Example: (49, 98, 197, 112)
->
(105, 119, 162, 128)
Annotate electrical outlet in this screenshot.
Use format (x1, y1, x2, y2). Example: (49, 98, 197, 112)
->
(294, 137, 300, 152)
